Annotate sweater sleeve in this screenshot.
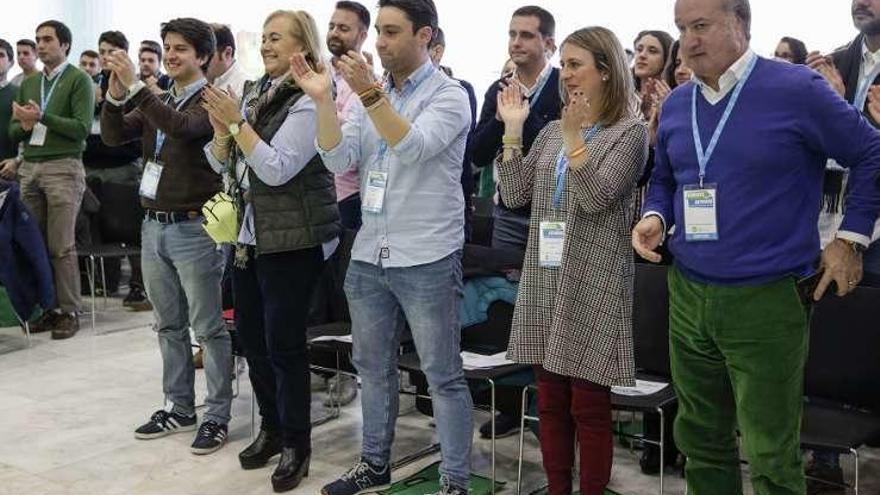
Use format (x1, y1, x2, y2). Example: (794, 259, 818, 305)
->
(40, 71, 94, 141)
(469, 82, 504, 168)
(568, 122, 648, 214)
(802, 71, 880, 238)
(129, 87, 212, 142)
(642, 101, 677, 227)
(8, 85, 27, 144)
(495, 121, 554, 209)
(100, 99, 144, 147)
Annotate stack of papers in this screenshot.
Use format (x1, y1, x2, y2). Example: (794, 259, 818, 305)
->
(461, 351, 515, 370)
(611, 379, 669, 397)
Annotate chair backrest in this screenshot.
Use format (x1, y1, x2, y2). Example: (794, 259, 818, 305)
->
(632, 263, 672, 378)
(805, 286, 880, 413)
(98, 182, 144, 244)
(460, 300, 515, 354)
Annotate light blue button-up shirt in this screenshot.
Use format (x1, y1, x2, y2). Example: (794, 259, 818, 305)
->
(318, 60, 470, 267)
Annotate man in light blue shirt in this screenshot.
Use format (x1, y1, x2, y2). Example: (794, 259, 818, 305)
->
(291, 1, 473, 494)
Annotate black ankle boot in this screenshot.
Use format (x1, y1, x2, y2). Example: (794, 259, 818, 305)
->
(271, 447, 310, 493)
(238, 429, 283, 470)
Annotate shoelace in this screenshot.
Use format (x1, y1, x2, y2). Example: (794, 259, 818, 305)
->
(342, 461, 371, 481)
(198, 421, 223, 439)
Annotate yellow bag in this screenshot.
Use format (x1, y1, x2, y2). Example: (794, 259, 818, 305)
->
(201, 192, 239, 244)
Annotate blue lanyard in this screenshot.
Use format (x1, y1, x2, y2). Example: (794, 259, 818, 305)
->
(40, 65, 68, 113)
(552, 125, 602, 209)
(691, 54, 758, 187)
(373, 64, 435, 169)
(155, 78, 207, 161)
(526, 66, 552, 109)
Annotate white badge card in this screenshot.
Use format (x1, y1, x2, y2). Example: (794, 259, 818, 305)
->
(683, 184, 719, 241)
(29, 123, 48, 146)
(539, 221, 566, 268)
(362, 170, 388, 214)
(139, 161, 164, 200)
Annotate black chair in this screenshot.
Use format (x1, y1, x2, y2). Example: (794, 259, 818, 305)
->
(471, 196, 495, 247)
(79, 182, 143, 332)
(515, 263, 676, 495)
(801, 286, 880, 495)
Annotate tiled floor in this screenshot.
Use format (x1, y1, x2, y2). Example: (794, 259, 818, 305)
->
(0, 299, 877, 495)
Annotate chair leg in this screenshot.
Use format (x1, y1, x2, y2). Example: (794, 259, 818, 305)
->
(489, 378, 496, 494)
(516, 386, 529, 495)
(89, 255, 97, 334)
(99, 257, 108, 308)
(657, 406, 665, 495)
(851, 447, 859, 495)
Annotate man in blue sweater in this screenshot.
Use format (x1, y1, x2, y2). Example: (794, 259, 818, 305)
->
(633, 0, 880, 494)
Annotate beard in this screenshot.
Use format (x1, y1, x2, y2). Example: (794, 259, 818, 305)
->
(327, 38, 353, 58)
(854, 8, 880, 35)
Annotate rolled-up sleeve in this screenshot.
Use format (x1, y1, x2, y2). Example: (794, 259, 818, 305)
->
(203, 141, 227, 175)
(317, 103, 364, 174)
(389, 83, 469, 166)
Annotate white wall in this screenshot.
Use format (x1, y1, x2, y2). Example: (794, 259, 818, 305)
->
(2, 0, 859, 109)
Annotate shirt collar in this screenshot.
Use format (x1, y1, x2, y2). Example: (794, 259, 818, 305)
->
(693, 49, 755, 100)
(385, 59, 435, 95)
(169, 77, 207, 104)
(862, 40, 880, 66)
(43, 62, 69, 81)
(512, 61, 552, 97)
(214, 60, 239, 87)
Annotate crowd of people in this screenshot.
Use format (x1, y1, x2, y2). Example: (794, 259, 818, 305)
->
(2, 0, 880, 494)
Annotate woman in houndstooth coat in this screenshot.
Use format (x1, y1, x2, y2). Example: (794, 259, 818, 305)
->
(495, 26, 648, 495)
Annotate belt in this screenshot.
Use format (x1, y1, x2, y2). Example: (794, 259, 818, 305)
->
(145, 209, 202, 224)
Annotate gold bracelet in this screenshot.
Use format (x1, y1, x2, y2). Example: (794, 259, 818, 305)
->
(360, 88, 384, 108)
(366, 96, 387, 112)
(214, 132, 231, 141)
(502, 135, 522, 145)
(357, 82, 383, 98)
(568, 145, 588, 160)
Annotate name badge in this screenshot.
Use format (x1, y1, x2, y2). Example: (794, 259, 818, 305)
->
(362, 170, 388, 214)
(140, 160, 164, 200)
(539, 221, 566, 268)
(683, 184, 719, 241)
(29, 123, 48, 146)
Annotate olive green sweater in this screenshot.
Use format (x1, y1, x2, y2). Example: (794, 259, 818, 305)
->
(8, 64, 94, 162)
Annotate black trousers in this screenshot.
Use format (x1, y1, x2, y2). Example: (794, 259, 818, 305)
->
(234, 245, 323, 449)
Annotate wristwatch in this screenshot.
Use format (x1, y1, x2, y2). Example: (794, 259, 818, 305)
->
(838, 238, 867, 253)
(228, 118, 246, 137)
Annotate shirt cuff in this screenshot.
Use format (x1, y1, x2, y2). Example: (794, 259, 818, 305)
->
(106, 80, 146, 106)
(642, 210, 668, 243)
(835, 230, 871, 249)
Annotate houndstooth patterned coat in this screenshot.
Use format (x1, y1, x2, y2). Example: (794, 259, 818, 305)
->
(496, 116, 647, 387)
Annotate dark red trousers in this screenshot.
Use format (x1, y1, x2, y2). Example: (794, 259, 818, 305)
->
(536, 366, 612, 495)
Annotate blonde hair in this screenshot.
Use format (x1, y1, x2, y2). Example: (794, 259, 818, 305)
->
(559, 26, 636, 126)
(263, 9, 324, 70)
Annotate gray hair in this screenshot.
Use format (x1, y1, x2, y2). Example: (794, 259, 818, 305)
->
(724, 0, 751, 40)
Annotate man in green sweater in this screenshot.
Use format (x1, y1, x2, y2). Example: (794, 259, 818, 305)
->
(8, 20, 94, 339)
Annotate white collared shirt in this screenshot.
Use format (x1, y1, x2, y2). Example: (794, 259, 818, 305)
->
(693, 49, 756, 105)
(213, 60, 249, 100)
(43, 61, 69, 81)
(512, 61, 552, 98)
(859, 41, 880, 88)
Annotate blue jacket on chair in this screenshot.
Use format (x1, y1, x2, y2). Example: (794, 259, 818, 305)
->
(0, 180, 55, 320)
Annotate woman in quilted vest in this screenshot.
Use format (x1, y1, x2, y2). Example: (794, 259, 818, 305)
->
(202, 9, 340, 493)
(495, 26, 647, 495)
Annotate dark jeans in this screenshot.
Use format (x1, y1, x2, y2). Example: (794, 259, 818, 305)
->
(234, 245, 324, 449)
(338, 193, 362, 231)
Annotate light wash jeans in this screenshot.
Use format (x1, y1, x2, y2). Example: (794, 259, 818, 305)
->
(346, 251, 473, 489)
(141, 217, 231, 424)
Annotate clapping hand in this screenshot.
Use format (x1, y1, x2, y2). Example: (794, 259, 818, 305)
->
(496, 82, 529, 128)
(806, 51, 845, 97)
(289, 52, 333, 103)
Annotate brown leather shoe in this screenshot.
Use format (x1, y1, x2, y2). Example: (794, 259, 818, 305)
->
(28, 311, 58, 333)
(50, 313, 80, 340)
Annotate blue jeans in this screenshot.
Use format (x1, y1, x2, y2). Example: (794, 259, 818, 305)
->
(141, 218, 231, 424)
(346, 252, 473, 489)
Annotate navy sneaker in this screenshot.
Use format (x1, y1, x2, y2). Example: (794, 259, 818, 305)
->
(190, 420, 228, 455)
(321, 459, 391, 495)
(134, 409, 197, 439)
